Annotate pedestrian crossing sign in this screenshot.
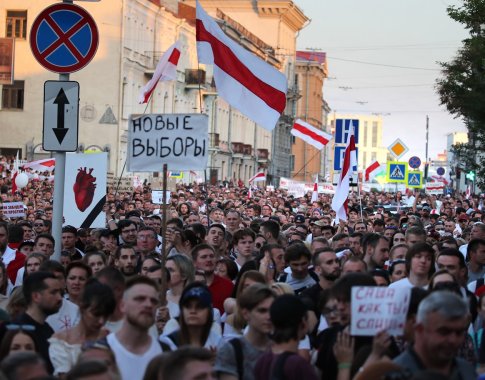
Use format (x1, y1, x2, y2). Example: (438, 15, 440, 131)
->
(386, 161, 407, 183)
(407, 170, 423, 188)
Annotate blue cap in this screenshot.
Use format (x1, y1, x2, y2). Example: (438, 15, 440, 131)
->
(180, 286, 212, 308)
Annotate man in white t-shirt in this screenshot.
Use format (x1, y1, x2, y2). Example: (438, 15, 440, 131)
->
(106, 276, 163, 380)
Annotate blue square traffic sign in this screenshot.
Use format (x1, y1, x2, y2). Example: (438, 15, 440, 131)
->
(387, 161, 407, 183)
(334, 146, 358, 171)
(335, 119, 359, 144)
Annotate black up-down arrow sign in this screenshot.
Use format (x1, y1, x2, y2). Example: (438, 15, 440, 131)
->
(53, 88, 69, 144)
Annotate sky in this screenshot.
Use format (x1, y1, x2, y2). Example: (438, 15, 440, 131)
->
(294, 0, 469, 161)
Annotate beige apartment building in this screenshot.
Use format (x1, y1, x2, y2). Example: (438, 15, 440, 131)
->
(0, 0, 309, 184)
(328, 113, 388, 182)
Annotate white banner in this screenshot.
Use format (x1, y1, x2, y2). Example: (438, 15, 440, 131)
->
(152, 190, 171, 205)
(351, 286, 410, 336)
(64, 153, 107, 228)
(128, 114, 209, 172)
(2, 202, 25, 218)
(280, 177, 335, 195)
(425, 183, 445, 195)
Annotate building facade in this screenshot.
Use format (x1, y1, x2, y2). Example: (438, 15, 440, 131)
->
(291, 51, 327, 183)
(0, 0, 309, 184)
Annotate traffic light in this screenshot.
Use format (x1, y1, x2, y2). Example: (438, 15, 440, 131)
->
(466, 171, 476, 181)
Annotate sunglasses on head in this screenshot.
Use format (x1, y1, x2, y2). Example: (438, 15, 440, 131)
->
(6, 324, 35, 332)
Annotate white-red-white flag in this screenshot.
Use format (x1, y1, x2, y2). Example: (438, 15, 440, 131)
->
(11, 151, 19, 194)
(331, 126, 357, 222)
(196, 1, 287, 131)
(138, 40, 181, 104)
(311, 174, 318, 202)
(21, 158, 56, 172)
(249, 171, 266, 183)
(431, 175, 449, 185)
(365, 160, 383, 181)
(291, 119, 333, 150)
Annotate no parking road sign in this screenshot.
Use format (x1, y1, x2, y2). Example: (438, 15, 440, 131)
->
(30, 3, 98, 74)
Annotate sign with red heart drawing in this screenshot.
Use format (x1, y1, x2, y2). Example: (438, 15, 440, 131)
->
(64, 152, 107, 228)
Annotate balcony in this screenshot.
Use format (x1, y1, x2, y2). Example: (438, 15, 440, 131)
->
(243, 144, 252, 156)
(257, 149, 269, 162)
(231, 142, 244, 156)
(209, 133, 220, 148)
(185, 69, 206, 89)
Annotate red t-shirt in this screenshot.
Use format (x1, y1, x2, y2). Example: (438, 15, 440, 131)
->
(208, 274, 234, 314)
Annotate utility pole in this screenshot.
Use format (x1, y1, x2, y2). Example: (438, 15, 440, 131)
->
(424, 115, 429, 180)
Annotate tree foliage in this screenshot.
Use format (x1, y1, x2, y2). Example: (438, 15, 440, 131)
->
(436, 0, 485, 188)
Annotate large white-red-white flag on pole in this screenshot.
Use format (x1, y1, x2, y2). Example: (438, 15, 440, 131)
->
(365, 160, 383, 181)
(249, 171, 266, 183)
(331, 126, 357, 222)
(291, 119, 333, 150)
(196, 1, 287, 131)
(138, 40, 181, 104)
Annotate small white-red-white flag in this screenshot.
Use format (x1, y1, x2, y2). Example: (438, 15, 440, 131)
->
(21, 158, 56, 172)
(311, 174, 318, 202)
(431, 175, 449, 185)
(331, 125, 357, 222)
(365, 160, 383, 181)
(11, 150, 20, 194)
(466, 185, 471, 199)
(249, 172, 266, 183)
(196, 1, 287, 131)
(138, 40, 181, 104)
(291, 119, 333, 150)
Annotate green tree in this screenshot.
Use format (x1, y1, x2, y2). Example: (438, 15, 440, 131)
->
(436, 0, 485, 188)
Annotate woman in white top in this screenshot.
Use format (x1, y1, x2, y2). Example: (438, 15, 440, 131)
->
(49, 278, 116, 377)
(160, 282, 221, 350)
(165, 254, 195, 319)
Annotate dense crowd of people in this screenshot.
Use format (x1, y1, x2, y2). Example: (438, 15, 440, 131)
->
(0, 154, 484, 379)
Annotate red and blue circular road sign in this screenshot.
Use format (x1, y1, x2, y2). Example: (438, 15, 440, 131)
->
(408, 156, 421, 169)
(30, 3, 98, 74)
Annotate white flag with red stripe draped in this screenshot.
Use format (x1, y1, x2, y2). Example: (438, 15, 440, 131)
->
(331, 126, 357, 222)
(249, 171, 266, 183)
(291, 119, 332, 150)
(138, 40, 181, 104)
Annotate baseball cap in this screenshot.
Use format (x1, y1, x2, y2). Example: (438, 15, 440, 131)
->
(294, 214, 305, 224)
(270, 294, 307, 329)
(311, 220, 326, 227)
(180, 285, 212, 308)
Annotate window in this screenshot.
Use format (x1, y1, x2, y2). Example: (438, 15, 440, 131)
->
(290, 155, 295, 171)
(6, 11, 27, 39)
(372, 122, 378, 148)
(2, 80, 24, 109)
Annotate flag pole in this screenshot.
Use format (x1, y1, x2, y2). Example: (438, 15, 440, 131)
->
(292, 150, 320, 179)
(356, 169, 364, 223)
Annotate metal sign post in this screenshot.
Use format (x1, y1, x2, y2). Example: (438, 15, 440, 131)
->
(31, 0, 98, 261)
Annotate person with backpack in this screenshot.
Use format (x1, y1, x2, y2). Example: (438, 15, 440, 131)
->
(254, 294, 318, 380)
(215, 283, 275, 380)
